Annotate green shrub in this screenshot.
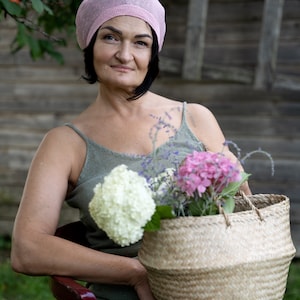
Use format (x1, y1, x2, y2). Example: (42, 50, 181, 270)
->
(0, 260, 53, 300)
(284, 259, 300, 300)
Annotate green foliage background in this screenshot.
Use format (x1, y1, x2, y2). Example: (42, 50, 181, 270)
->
(0, 0, 82, 63)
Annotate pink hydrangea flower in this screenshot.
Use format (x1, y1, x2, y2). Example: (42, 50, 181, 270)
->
(176, 151, 241, 197)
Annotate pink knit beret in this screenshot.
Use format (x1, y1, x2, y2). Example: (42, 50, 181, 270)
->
(75, 0, 166, 51)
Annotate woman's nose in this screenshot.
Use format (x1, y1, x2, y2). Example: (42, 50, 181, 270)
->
(115, 42, 133, 63)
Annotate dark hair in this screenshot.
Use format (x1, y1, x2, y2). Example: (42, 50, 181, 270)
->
(82, 27, 160, 100)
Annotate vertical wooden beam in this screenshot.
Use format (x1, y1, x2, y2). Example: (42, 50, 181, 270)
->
(182, 0, 209, 80)
(254, 0, 285, 89)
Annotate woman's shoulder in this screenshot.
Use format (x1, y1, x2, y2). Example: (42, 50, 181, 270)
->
(38, 125, 85, 157)
(184, 102, 217, 125)
(43, 125, 80, 143)
(36, 125, 86, 183)
(186, 102, 213, 115)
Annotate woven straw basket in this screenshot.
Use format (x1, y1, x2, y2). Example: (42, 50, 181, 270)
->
(138, 194, 296, 300)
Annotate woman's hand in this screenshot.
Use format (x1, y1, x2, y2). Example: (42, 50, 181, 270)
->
(130, 260, 156, 300)
(136, 279, 156, 300)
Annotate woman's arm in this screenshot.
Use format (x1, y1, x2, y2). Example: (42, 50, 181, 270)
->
(186, 103, 252, 195)
(10, 127, 155, 299)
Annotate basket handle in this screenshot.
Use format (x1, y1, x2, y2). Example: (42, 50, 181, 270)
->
(240, 191, 264, 221)
(220, 192, 264, 227)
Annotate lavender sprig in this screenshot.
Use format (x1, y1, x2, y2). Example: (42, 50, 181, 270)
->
(224, 140, 275, 176)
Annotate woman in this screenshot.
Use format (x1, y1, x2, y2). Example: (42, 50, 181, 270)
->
(11, 0, 251, 299)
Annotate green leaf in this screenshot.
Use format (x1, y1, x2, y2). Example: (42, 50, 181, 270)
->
(11, 23, 28, 53)
(156, 205, 174, 219)
(222, 197, 235, 213)
(189, 199, 205, 216)
(144, 205, 174, 232)
(221, 172, 251, 197)
(40, 40, 65, 64)
(27, 36, 42, 59)
(31, 0, 45, 14)
(43, 4, 53, 15)
(144, 211, 160, 232)
(189, 197, 218, 216)
(46, 49, 64, 64)
(0, 0, 22, 16)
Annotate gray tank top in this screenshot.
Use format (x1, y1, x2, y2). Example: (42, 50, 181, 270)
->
(65, 102, 205, 255)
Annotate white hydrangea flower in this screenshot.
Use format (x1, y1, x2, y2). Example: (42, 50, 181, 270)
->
(89, 164, 155, 247)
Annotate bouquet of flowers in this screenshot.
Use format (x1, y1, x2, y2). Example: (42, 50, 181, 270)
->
(89, 106, 275, 246)
(88, 111, 294, 300)
(89, 146, 252, 246)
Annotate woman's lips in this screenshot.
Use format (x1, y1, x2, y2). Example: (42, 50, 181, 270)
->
(111, 65, 133, 72)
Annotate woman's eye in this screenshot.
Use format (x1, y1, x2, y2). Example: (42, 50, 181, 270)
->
(103, 34, 117, 42)
(136, 41, 148, 47)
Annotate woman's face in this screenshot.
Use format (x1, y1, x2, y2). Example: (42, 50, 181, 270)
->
(93, 16, 153, 93)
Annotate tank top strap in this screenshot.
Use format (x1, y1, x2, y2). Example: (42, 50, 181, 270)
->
(65, 123, 89, 144)
(182, 101, 187, 123)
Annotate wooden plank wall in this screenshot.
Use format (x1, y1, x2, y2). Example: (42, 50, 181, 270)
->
(254, 0, 285, 89)
(160, 0, 300, 88)
(0, 0, 300, 254)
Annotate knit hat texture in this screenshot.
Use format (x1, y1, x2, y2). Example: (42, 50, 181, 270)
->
(76, 0, 166, 51)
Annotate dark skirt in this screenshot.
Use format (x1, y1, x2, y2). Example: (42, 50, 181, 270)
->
(89, 283, 139, 300)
